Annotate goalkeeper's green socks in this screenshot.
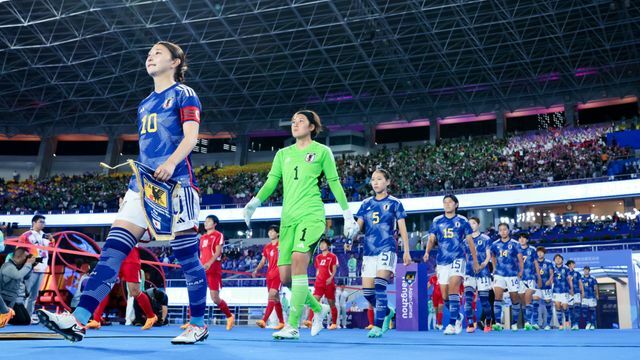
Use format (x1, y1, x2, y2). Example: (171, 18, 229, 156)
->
(288, 275, 321, 327)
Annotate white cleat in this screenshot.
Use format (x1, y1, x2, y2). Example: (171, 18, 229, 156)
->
(272, 324, 300, 340)
(511, 324, 518, 331)
(171, 324, 208, 344)
(454, 314, 464, 334)
(37, 309, 85, 343)
(311, 304, 330, 337)
(444, 324, 457, 335)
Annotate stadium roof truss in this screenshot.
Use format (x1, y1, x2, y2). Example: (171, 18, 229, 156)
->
(0, 0, 639, 135)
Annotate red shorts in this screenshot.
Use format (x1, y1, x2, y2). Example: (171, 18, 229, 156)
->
(119, 248, 141, 283)
(313, 281, 336, 301)
(206, 268, 222, 291)
(266, 272, 281, 291)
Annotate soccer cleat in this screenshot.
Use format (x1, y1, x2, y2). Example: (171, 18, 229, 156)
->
(226, 315, 235, 331)
(454, 314, 464, 334)
(511, 324, 518, 331)
(311, 304, 330, 336)
(31, 313, 40, 325)
(142, 315, 158, 330)
(272, 324, 300, 340)
(544, 325, 551, 331)
(256, 320, 267, 328)
(524, 322, 532, 331)
(382, 308, 395, 333)
(86, 320, 102, 329)
(571, 324, 579, 331)
(180, 323, 190, 330)
(328, 323, 338, 330)
(365, 324, 374, 330)
(273, 322, 285, 330)
(564, 321, 571, 330)
(466, 325, 476, 333)
(435, 324, 443, 331)
(367, 326, 383, 338)
(0, 309, 15, 328)
(532, 324, 540, 330)
(443, 324, 457, 335)
(558, 325, 564, 330)
(585, 323, 592, 330)
(37, 309, 86, 343)
(589, 324, 595, 331)
(483, 325, 492, 333)
(303, 320, 313, 328)
(171, 324, 208, 345)
(492, 323, 504, 331)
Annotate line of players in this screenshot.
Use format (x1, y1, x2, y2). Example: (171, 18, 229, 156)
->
(425, 196, 600, 335)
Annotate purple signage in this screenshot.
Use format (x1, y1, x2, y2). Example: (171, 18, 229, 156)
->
(395, 262, 428, 331)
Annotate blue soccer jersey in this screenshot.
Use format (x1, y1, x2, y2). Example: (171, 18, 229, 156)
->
(465, 233, 490, 277)
(519, 245, 537, 281)
(553, 265, 570, 293)
(569, 269, 581, 294)
(537, 258, 554, 289)
(490, 239, 520, 277)
(356, 195, 407, 256)
(581, 275, 598, 298)
(429, 214, 472, 265)
(129, 83, 202, 192)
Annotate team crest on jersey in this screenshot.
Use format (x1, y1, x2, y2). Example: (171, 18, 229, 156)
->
(270, 250, 274, 257)
(383, 203, 390, 211)
(404, 271, 416, 285)
(162, 97, 174, 109)
(455, 221, 460, 228)
(508, 244, 512, 249)
(305, 153, 316, 163)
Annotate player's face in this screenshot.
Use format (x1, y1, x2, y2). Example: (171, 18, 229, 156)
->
(584, 269, 590, 276)
(146, 44, 177, 78)
(442, 198, 457, 213)
(469, 219, 479, 232)
(518, 236, 528, 246)
(537, 250, 545, 259)
(204, 218, 215, 231)
(291, 113, 314, 139)
(498, 225, 509, 239)
(268, 229, 278, 240)
(32, 219, 45, 231)
(319, 241, 328, 251)
(554, 256, 563, 266)
(370, 172, 389, 194)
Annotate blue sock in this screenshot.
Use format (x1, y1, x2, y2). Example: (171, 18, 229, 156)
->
(511, 303, 520, 326)
(464, 287, 475, 326)
(556, 308, 564, 327)
(525, 304, 532, 324)
(75, 227, 136, 325)
(574, 305, 581, 325)
(448, 294, 460, 326)
(532, 301, 540, 325)
(374, 277, 388, 328)
(590, 307, 597, 325)
(363, 288, 375, 308)
(493, 300, 504, 325)
(171, 234, 207, 327)
(545, 302, 553, 327)
(582, 305, 588, 324)
(479, 291, 491, 323)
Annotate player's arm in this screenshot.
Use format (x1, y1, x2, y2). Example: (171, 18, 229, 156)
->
(481, 247, 491, 268)
(579, 279, 584, 298)
(567, 274, 574, 295)
(595, 283, 599, 299)
(535, 260, 542, 288)
(423, 233, 435, 262)
(244, 151, 283, 225)
(546, 268, 554, 287)
(397, 218, 412, 265)
(517, 252, 524, 279)
(252, 257, 267, 277)
(205, 238, 223, 271)
(490, 245, 497, 274)
(465, 234, 479, 271)
(321, 148, 358, 238)
(155, 121, 199, 181)
(327, 262, 337, 285)
(162, 305, 168, 323)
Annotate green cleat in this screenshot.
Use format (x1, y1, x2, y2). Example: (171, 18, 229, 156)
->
(367, 326, 383, 338)
(492, 323, 504, 331)
(524, 323, 533, 331)
(382, 308, 395, 333)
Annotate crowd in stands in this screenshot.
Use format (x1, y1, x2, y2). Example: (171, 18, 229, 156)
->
(0, 124, 636, 214)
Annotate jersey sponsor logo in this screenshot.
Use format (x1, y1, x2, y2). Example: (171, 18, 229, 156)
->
(305, 153, 316, 162)
(162, 97, 174, 109)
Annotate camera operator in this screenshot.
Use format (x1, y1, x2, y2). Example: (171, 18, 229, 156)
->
(0, 248, 35, 325)
(19, 215, 50, 322)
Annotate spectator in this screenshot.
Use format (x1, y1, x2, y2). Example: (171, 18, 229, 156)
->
(19, 214, 50, 322)
(0, 248, 35, 325)
(347, 254, 357, 285)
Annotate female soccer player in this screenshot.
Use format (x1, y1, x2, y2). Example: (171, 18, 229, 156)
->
(552, 254, 573, 330)
(353, 169, 411, 338)
(253, 225, 285, 330)
(243, 110, 359, 340)
(38, 41, 208, 344)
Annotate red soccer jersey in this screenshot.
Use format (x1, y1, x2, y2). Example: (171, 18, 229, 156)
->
(262, 241, 279, 275)
(200, 230, 223, 271)
(314, 252, 338, 283)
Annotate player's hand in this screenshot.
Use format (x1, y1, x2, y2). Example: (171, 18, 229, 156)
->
(473, 262, 480, 273)
(342, 210, 359, 239)
(403, 251, 412, 266)
(251, 271, 257, 278)
(538, 280, 542, 288)
(154, 160, 176, 182)
(243, 197, 262, 227)
(423, 252, 429, 263)
(203, 262, 211, 271)
(518, 271, 523, 279)
(326, 278, 332, 285)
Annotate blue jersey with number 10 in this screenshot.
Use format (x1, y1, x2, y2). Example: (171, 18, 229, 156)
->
(356, 195, 407, 256)
(429, 214, 472, 266)
(129, 83, 202, 192)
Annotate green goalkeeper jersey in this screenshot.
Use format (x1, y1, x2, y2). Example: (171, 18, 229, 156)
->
(257, 141, 348, 226)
